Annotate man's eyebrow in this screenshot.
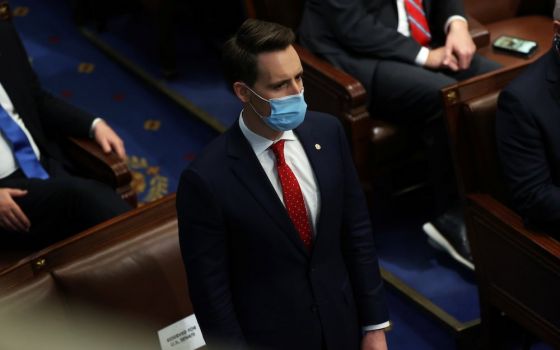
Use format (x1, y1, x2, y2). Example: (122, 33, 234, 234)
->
(267, 78, 291, 88)
(266, 70, 304, 88)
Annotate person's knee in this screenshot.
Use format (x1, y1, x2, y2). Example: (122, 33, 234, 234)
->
(80, 180, 129, 212)
(59, 178, 130, 222)
(372, 67, 456, 122)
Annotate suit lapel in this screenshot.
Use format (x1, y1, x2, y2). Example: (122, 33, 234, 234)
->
(227, 122, 310, 257)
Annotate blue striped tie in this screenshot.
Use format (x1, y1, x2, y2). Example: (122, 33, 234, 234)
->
(0, 105, 49, 179)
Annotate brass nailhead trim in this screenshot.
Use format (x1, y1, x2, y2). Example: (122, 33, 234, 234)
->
(446, 90, 458, 104)
(33, 258, 47, 269)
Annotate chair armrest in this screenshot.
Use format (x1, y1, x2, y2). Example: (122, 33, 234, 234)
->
(64, 137, 137, 207)
(467, 15, 490, 49)
(466, 193, 560, 346)
(294, 44, 371, 181)
(466, 193, 560, 257)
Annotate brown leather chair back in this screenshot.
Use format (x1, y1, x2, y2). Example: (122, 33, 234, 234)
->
(461, 91, 509, 203)
(441, 65, 529, 202)
(52, 220, 189, 329)
(0, 194, 190, 332)
(244, 0, 304, 30)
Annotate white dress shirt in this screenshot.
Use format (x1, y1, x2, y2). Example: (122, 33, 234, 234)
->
(239, 112, 391, 332)
(395, 0, 467, 66)
(239, 113, 320, 234)
(0, 82, 41, 179)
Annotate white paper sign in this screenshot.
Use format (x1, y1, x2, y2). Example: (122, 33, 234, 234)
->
(158, 314, 206, 350)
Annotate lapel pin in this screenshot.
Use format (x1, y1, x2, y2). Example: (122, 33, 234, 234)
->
(315, 144, 321, 150)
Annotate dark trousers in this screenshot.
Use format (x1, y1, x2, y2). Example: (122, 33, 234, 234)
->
(370, 54, 501, 215)
(0, 160, 131, 249)
(370, 54, 500, 123)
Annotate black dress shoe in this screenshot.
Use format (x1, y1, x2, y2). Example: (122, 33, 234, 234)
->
(422, 209, 474, 270)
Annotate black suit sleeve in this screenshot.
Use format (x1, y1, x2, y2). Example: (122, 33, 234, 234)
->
(429, 0, 465, 37)
(310, 0, 422, 64)
(496, 89, 560, 225)
(176, 169, 248, 349)
(336, 120, 389, 326)
(30, 72, 96, 138)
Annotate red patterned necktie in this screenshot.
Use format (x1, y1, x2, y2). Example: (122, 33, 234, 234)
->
(271, 140, 313, 251)
(404, 0, 432, 46)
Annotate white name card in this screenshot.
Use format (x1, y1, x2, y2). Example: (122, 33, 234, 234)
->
(158, 314, 206, 350)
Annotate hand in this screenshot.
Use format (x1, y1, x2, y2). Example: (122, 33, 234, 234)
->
(93, 120, 126, 160)
(445, 19, 476, 70)
(0, 188, 30, 232)
(361, 329, 388, 350)
(425, 47, 459, 71)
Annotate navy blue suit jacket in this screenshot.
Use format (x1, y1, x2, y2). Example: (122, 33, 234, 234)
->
(176, 111, 389, 350)
(299, 0, 464, 93)
(496, 49, 560, 233)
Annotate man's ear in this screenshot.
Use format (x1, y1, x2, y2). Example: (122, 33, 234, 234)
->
(233, 82, 251, 103)
(554, 20, 560, 36)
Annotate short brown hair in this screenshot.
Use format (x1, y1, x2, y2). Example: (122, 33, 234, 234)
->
(222, 18, 295, 88)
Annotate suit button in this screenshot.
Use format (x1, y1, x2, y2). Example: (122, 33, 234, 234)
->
(311, 305, 318, 313)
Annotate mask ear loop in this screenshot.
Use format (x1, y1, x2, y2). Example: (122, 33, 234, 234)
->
(243, 84, 270, 118)
(248, 99, 268, 118)
(243, 84, 269, 102)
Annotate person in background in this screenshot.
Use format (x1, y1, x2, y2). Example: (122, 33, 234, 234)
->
(299, 0, 502, 270)
(496, 0, 560, 235)
(177, 19, 390, 350)
(0, 3, 131, 248)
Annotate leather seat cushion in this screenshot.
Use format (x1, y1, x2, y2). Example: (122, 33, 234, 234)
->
(51, 220, 191, 330)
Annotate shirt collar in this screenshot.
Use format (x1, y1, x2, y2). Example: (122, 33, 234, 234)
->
(239, 110, 297, 156)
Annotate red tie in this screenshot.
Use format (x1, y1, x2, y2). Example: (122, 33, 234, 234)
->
(405, 0, 431, 46)
(271, 140, 313, 251)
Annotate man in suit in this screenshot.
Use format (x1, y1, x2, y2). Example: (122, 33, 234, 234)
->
(0, 3, 130, 248)
(299, 0, 499, 122)
(496, 4, 560, 234)
(177, 19, 390, 350)
(299, 0, 501, 269)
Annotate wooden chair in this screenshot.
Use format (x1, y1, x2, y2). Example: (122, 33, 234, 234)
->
(441, 65, 560, 349)
(243, 0, 491, 195)
(0, 195, 189, 338)
(465, 0, 554, 67)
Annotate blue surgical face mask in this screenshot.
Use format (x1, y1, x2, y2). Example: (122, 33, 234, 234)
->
(245, 85, 307, 132)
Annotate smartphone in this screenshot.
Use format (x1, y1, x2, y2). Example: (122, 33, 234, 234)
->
(492, 35, 538, 58)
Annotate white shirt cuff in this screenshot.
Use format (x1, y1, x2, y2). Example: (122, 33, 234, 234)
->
(415, 47, 430, 66)
(362, 321, 392, 333)
(89, 117, 103, 138)
(444, 15, 467, 34)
